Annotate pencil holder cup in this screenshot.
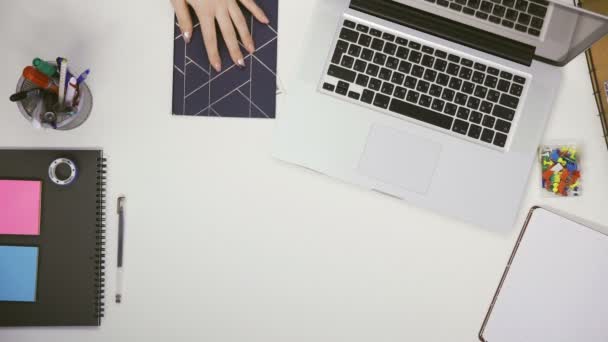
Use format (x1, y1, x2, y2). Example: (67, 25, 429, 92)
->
(16, 63, 93, 131)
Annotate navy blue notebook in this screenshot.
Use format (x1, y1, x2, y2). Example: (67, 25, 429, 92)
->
(172, 0, 279, 118)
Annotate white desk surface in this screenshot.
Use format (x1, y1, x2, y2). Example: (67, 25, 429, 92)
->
(1, 1, 607, 341)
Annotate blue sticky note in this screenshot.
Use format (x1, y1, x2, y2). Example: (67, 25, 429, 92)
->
(0, 246, 39, 302)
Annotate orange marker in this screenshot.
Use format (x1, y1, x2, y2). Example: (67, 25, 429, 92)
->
(22, 66, 58, 93)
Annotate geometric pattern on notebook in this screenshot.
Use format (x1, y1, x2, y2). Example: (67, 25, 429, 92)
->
(172, 0, 279, 118)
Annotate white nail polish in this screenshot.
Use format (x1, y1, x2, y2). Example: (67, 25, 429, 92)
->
(183, 31, 191, 43)
(237, 59, 246, 67)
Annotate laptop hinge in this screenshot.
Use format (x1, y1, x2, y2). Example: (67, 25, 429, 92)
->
(350, 0, 536, 67)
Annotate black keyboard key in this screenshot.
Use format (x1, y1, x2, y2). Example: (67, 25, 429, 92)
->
(480, 1, 493, 12)
(487, 89, 501, 102)
(502, 19, 515, 28)
(447, 63, 460, 76)
(510, 83, 523, 96)
(514, 75, 526, 84)
(449, 78, 463, 91)
(374, 52, 387, 65)
(429, 84, 443, 97)
(482, 115, 496, 128)
(467, 97, 481, 110)
(457, 107, 470, 120)
(531, 16, 544, 29)
(468, 124, 482, 139)
(437, 73, 450, 86)
(453, 119, 469, 135)
(450, 3, 463, 11)
(409, 51, 422, 64)
(416, 80, 430, 93)
(493, 104, 515, 121)
(366, 64, 380, 77)
(408, 41, 421, 50)
(356, 24, 369, 33)
(419, 94, 433, 107)
(455, 92, 468, 106)
(379, 68, 392, 81)
(331, 50, 343, 64)
(328, 64, 356, 82)
(431, 99, 445, 112)
(336, 85, 348, 96)
(463, 7, 476, 15)
(461, 58, 474, 67)
(412, 65, 425, 78)
(343, 20, 356, 29)
(475, 85, 488, 98)
(528, 2, 547, 17)
(480, 101, 493, 114)
(348, 91, 360, 100)
(422, 55, 435, 68)
(369, 78, 382, 91)
(476, 11, 489, 19)
(495, 119, 511, 133)
(462, 81, 475, 94)
(361, 48, 374, 61)
(493, 132, 508, 147)
(406, 90, 420, 103)
(354, 59, 367, 72)
(493, 4, 506, 16)
(386, 57, 400, 70)
(481, 128, 495, 143)
(487, 67, 499, 76)
(322, 83, 335, 92)
(348, 45, 362, 58)
(389, 98, 454, 130)
(489, 15, 501, 24)
(515, 0, 528, 11)
(423, 69, 438, 82)
(497, 79, 511, 92)
(340, 28, 359, 43)
(361, 89, 375, 104)
(399, 60, 412, 74)
(356, 74, 369, 87)
(394, 86, 407, 99)
(381, 82, 395, 95)
(383, 42, 397, 55)
(422, 45, 434, 54)
(442, 88, 455, 102)
(358, 34, 372, 47)
(396, 46, 409, 59)
(459, 67, 473, 80)
(518, 13, 531, 25)
(396, 37, 408, 46)
(484, 75, 498, 88)
(382, 32, 396, 41)
(404, 76, 417, 89)
(373, 93, 391, 109)
(469, 110, 483, 124)
(444, 103, 458, 116)
(499, 93, 519, 109)
(474, 63, 487, 72)
(434, 59, 447, 72)
(371, 38, 384, 51)
(336, 40, 349, 53)
(370, 28, 382, 37)
(341, 55, 355, 68)
(528, 28, 541, 37)
(506, 8, 518, 20)
(448, 54, 461, 63)
(500, 71, 513, 80)
(434, 50, 448, 59)
(391, 72, 405, 85)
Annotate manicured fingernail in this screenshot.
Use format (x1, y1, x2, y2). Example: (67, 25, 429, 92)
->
(246, 42, 255, 53)
(237, 59, 246, 67)
(262, 15, 270, 24)
(183, 31, 191, 44)
(213, 62, 221, 72)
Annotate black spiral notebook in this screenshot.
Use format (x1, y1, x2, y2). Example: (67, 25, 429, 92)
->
(0, 149, 106, 326)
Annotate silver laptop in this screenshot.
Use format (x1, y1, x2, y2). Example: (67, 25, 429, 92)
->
(273, 0, 608, 231)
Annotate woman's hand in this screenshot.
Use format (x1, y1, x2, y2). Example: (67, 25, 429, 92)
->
(172, 0, 269, 72)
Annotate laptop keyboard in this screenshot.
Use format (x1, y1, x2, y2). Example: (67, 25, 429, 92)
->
(321, 20, 529, 150)
(424, 0, 550, 37)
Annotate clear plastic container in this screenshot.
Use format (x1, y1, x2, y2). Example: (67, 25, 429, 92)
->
(539, 143, 582, 197)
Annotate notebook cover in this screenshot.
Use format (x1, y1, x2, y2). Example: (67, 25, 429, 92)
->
(172, 0, 279, 118)
(0, 180, 42, 236)
(0, 150, 106, 326)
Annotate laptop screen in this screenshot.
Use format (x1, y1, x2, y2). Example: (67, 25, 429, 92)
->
(387, 0, 608, 66)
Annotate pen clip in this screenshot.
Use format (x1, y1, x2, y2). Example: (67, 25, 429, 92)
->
(117, 196, 125, 214)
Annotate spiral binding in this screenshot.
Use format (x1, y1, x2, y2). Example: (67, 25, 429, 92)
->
(95, 156, 107, 322)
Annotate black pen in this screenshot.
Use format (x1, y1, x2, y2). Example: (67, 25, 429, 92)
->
(116, 196, 126, 303)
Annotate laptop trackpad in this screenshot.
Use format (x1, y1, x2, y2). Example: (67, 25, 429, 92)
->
(358, 124, 441, 195)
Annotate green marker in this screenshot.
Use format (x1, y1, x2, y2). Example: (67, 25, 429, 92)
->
(32, 58, 58, 78)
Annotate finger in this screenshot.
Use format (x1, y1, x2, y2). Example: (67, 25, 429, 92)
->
(239, 0, 269, 24)
(172, 0, 193, 43)
(228, 2, 255, 53)
(195, 9, 222, 72)
(216, 8, 246, 67)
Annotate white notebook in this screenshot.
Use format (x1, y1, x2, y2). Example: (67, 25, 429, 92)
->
(479, 207, 608, 342)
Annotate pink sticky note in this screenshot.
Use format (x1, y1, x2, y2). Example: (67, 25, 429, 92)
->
(0, 180, 42, 236)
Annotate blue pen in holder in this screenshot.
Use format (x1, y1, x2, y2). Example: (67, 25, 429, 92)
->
(16, 61, 93, 131)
